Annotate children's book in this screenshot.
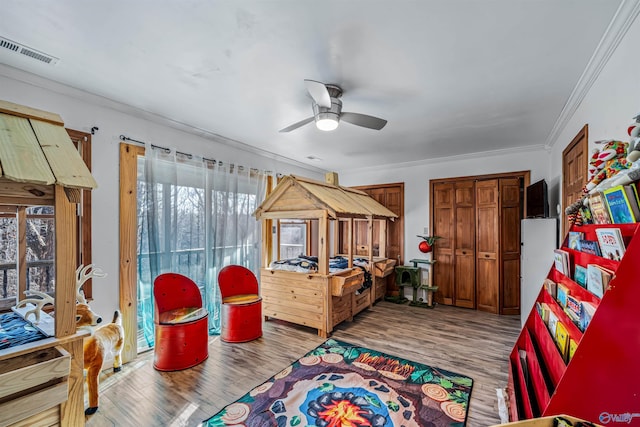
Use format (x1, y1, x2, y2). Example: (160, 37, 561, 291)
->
(547, 310, 559, 338)
(595, 227, 626, 261)
(588, 192, 612, 224)
(586, 264, 604, 298)
(564, 306, 580, 326)
(566, 295, 581, 318)
(578, 239, 601, 256)
(555, 321, 570, 360)
(603, 184, 640, 224)
(553, 249, 570, 275)
(543, 278, 557, 299)
(556, 283, 569, 307)
(574, 265, 587, 287)
(567, 231, 583, 250)
(568, 338, 578, 362)
(579, 301, 597, 331)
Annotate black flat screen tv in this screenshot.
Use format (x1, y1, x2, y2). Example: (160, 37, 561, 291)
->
(526, 179, 549, 218)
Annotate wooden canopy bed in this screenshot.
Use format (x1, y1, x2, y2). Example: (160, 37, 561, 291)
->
(253, 174, 397, 338)
(0, 100, 97, 426)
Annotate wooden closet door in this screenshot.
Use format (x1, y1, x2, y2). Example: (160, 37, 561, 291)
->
(476, 179, 499, 313)
(500, 178, 522, 315)
(432, 182, 454, 305)
(454, 180, 475, 308)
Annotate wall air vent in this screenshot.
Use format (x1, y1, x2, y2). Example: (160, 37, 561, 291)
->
(0, 37, 58, 65)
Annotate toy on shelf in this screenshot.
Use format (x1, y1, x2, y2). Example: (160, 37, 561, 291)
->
(566, 112, 640, 226)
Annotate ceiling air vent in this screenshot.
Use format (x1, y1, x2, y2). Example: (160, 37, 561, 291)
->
(0, 37, 58, 65)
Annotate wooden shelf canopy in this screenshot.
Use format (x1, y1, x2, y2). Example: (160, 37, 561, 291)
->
(0, 100, 97, 206)
(254, 174, 398, 221)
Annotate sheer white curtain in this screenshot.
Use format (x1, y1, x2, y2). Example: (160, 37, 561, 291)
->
(138, 146, 267, 347)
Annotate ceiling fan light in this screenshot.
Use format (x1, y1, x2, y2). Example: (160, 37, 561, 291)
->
(316, 118, 339, 131)
(315, 112, 340, 131)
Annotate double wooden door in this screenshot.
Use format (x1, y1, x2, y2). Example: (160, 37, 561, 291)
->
(431, 173, 526, 314)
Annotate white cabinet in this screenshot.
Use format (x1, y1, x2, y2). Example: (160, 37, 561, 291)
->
(520, 218, 557, 327)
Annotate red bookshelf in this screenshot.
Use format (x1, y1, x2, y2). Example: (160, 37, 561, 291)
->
(507, 222, 640, 423)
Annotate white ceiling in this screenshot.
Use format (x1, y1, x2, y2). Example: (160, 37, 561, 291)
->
(0, 1, 626, 172)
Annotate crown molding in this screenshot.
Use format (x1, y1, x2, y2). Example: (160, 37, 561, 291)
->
(544, 0, 640, 149)
(339, 144, 549, 175)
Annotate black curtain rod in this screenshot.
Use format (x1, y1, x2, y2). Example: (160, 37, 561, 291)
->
(119, 134, 270, 174)
(120, 134, 215, 163)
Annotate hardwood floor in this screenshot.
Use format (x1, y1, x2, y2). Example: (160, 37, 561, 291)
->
(85, 302, 520, 427)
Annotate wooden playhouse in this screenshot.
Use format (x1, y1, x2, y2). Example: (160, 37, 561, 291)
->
(0, 100, 97, 426)
(254, 174, 397, 338)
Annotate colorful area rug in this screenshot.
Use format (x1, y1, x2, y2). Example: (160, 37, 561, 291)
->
(0, 311, 47, 350)
(204, 339, 473, 427)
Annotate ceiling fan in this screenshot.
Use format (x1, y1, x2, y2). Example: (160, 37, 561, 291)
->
(279, 79, 387, 132)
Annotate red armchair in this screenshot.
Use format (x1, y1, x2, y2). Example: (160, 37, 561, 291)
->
(153, 273, 209, 371)
(217, 265, 262, 343)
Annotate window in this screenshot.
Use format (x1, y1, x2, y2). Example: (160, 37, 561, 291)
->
(278, 219, 309, 259)
(0, 206, 56, 305)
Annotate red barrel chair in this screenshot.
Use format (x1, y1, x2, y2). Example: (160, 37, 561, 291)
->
(153, 273, 209, 371)
(217, 265, 262, 343)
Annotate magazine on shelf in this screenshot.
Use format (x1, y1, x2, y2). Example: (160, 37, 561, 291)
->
(595, 227, 626, 261)
(578, 239, 601, 256)
(603, 184, 640, 224)
(588, 192, 612, 224)
(568, 231, 584, 250)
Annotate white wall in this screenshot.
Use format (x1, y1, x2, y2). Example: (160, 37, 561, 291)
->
(548, 12, 640, 214)
(339, 147, 550, 266)
(0, 67, 322, 318)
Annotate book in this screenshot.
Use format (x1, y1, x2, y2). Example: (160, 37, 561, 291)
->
(586, 264, 604, 298)
(566, 295, 582, 318)
(556, 283, 569, 307)
(568, 338, 578, 362)
(547, 311, 559, 338)
(539, 302, 551, 324)
(553, 249, 570, 275)
(578, 239, 601, 256)
(588, 192, 612, 224)
(596, 265, 614, 292)
(574, 265, 587, 287)
(579, 301, 597, 331)
(568, 231, 583, 250)
(555, 321, 570, 360)
(564, 306, 580, 326)
(603, 184, 640, 224)
(543, 278, 557, 299)
(596, 227, 626, 261)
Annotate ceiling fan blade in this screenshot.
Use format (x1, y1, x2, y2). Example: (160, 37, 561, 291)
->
(304, 79, 332, 108)
(279, 116, 315, 133)
(340, 112, 387, 130)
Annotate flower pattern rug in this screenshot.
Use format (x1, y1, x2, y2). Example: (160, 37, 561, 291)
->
(203, 339, 473, 427)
